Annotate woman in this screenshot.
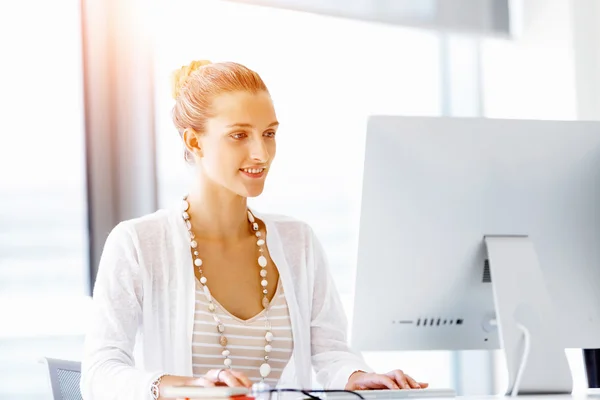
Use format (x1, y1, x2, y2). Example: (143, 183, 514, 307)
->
(80, 60, 428, 400)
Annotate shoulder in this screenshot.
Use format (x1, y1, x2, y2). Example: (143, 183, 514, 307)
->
(106, 207, 179, 252)
(253, 210, 321, 251)
(120, 208, 175, 236)
(257, 211, 312, 236)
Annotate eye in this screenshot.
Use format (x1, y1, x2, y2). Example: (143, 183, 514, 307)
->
(264, 131, 276, 138)
(231, 132, 247, 140)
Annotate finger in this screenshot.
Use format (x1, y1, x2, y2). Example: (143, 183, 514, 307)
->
(204, 369, 239, 386)
(229, 369, 253, 388)
(204, 369, 223, 382)
(190, 376, 216, 387)
(204, 369, 218, 380)
(368, 374, 400, 390)
(404, 375, 421, 389)
(391, 370, 411, 389)
(419, 382, 429, 388)
(217, 370, 246, 387)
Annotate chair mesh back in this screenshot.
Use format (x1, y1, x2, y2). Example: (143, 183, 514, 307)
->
(56, 368, 83, 400)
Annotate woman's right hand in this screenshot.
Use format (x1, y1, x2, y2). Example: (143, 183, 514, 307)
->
(158, 370, 253, 400)
(204, 368, 253, 388)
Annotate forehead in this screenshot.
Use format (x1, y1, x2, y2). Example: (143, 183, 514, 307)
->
(209, 91, 276, 126)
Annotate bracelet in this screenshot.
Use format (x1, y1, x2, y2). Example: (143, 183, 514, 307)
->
(150, 374, 167, 400)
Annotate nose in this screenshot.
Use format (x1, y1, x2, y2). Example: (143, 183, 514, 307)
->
(249, 137, 269, 163)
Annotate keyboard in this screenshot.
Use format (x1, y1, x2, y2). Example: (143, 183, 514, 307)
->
(160, 386, 456, 400)
(327, 388, 456, 400)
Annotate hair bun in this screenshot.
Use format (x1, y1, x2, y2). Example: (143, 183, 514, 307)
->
(171, 60, 212, 99)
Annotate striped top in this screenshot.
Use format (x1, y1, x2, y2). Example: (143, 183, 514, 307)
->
(192, 278, 294, 385)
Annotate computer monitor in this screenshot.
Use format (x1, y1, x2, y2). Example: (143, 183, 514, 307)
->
(351, 116, 600, 395)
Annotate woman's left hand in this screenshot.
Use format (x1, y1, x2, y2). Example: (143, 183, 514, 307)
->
(345, 370, 429, 391)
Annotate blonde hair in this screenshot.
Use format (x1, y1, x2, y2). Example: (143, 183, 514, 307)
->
(171, 60, 269, 163)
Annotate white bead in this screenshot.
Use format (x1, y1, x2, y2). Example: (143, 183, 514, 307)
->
(247, 211, 255, 223)
(191, 240, 198, 248)
(265, 344, 272, 353)
(261, 279, 268, 287)
(224, 358, 232, 367)
(200, 276, 207, 284)
(208, 303, 215, 312)
(182, 200, 189, 211)
(257, 239, 265, 246)
(253, 222, 259, 231)
(194, 259, 203, 267)
(260, 363, 271, 378)
(262, 297, 270, 309)
(263, 289, 268, 294)
(256, 231, 262, 237)
(218, 323, 225, 333)
(258, 256, 267, 267)
(265, 332, 273, 342)
(222, 349, 230, 357)
(185, 220, 191, 230)
(182, 212, 190, 220)
(203, 285, 212, 301)
(213, 314, 220, 323)
(260, 269, 267, 277)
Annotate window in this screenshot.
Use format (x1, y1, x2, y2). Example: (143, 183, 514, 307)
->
(0, 1, 89, 398)
(154, 0, 448, 387)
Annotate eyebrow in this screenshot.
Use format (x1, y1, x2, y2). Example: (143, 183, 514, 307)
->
(226, 121, 279, 129)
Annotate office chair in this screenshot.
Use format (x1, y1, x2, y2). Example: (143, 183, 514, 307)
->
(41, 357, 83, 400)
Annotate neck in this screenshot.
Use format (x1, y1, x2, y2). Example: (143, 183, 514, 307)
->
(185, 181, 250, 241)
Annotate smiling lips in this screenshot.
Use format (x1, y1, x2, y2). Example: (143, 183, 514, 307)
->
(240, 167, 266, 178)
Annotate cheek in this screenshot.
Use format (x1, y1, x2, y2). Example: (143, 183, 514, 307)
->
(268, 141, 277, 158)
(205, 144, 242, 175)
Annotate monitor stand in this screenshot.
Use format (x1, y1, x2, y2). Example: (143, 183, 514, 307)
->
(484, 235, 573, 396)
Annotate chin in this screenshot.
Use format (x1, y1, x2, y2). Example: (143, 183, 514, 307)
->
(231, 183, 265, 198)
(235, 175, 267, 198)
(243, 187, 265, 198)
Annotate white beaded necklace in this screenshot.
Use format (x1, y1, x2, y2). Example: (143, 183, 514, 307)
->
(182, 195, 274, 381)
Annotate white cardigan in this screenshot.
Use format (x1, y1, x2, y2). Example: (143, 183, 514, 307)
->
(80, 204, 373, 400)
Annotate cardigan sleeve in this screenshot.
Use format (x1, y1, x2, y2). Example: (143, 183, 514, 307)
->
(80, 222, 164, 400)
(307, 226, 374, 389)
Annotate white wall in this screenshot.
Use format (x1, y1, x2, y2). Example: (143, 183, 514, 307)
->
(570, 0, 600, 120)
(481, 0, 578, 121)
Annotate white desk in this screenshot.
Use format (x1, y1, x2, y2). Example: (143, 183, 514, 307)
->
(309, 392, 600, 400)
(457, 394, 600, 400)
(340, 391, 600, 400)
(165, 389, 600, 400)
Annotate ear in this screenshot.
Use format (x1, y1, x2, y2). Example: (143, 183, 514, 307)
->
(183, 128, 203, 158)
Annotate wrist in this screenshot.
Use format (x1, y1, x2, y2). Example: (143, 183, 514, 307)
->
(150, 374, 168, 400)
(155, 375, 198, 400)
(349, 370, 367, 379)
(346, 370, 367, 389)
